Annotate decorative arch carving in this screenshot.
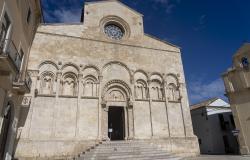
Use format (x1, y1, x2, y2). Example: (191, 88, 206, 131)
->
(168, 83, 180, 102)
(135, 79, 148, 100)
(102, 79, 131, 102)
(38, 60, 59, 70)
(134, 69, 149, 81)
(102, 61, 132, 83)
(82, 65, 100, 82)
(39, 71, 55, 95)
(150, 79, 164, 100)
(166, 73, 179, 85)
(150, 72, 164, 83)
(166, 74, 180, 102)
(60, 72, 78, 96)
(61, 62, 80, 73)
(83, 75, 98, 97)
(83, 64, 101, 77)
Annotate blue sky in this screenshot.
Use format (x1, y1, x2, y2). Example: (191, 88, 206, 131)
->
(41, 0, 250, 104)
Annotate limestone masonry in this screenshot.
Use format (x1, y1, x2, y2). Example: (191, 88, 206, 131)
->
(15, 0, 199, 158)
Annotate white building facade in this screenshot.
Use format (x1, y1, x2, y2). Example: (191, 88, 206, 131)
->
(191, 98, 239, 154)
(0, 0, 41, 159)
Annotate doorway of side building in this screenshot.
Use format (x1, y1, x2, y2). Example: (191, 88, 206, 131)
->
(0, 102, 12, 159)
(108, 107, 125, 140)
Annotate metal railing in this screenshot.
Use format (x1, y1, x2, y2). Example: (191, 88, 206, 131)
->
(0, 38, 22, 72)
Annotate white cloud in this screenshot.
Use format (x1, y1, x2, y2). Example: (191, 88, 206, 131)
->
(188, 78, 226, 104)
(43, 8, 81, 23)
(193, 14, 207, 31)
(151, 0, 181, 14)
(53, 9, 81, 23)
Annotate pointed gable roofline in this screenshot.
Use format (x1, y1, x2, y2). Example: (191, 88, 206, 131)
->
(190, 97, 219, 111)
(85, 0, 143, 17)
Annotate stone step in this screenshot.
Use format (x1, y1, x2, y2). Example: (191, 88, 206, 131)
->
(79, 155, 181, 160)
(92, 147, 161, 151)
(74, 141, 181, 160)
(83, 151, 171, 157)
(85, 150, 167, 155)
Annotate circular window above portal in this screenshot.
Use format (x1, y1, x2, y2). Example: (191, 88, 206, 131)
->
(100, 16, 130, 41)
(104, 23, 125, 40)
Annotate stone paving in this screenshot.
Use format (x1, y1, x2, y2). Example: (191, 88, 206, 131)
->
(185, 155, 250, 160)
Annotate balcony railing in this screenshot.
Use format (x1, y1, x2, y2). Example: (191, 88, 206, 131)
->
(24, 72, 32, 92)
(0, 38, 22, 72)
(13, 72, 32, 93)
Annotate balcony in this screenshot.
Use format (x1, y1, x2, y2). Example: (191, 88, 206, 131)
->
(13, 73, 32, 94)
(0, 38, 22, 74)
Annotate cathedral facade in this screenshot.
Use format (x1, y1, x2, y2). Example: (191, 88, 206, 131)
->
(15, 0, 199, 158)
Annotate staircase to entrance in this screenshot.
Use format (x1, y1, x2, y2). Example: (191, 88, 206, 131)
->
(75, 141, 183, 160)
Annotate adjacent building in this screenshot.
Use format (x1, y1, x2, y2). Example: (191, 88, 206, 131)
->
(15, 0, 199, 159)
(191, 98, 239, 154)
(222, 43, 250, 155)
(0, 0, 42, 159)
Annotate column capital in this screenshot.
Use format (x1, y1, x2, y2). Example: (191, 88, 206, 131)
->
(128, 100, 133, 109)
(98, 75, 103, 81)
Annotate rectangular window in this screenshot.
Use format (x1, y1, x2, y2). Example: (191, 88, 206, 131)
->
(27, 8, 31, 24)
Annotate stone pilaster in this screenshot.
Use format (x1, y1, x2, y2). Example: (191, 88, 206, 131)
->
(163, 80, 170, 137)
(98, 75, 103, 140)
(147, 80, 154, 138)
(127, 101, 134, 139)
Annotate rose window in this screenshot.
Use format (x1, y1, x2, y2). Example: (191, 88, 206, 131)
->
(104, 24, 124, 40)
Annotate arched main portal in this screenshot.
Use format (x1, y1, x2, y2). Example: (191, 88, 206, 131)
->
(0, 102, 12, 159)
(101, 80, 134, 141)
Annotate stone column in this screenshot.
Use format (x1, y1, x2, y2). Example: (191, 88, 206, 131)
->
(51, 72, 62, 137)
(124, 106, 128, 140)
(147, 80, 154, 138)
(101, 100, 109, 140)
(128, 101, 134, 140)
(128, 78, 135, 140)
(75, 74, 83, 137)
(163, 80, 170, 137)
(179, 82, 193, 137)
(27, 70, 39, 138)
(98, 75, 103, 140)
